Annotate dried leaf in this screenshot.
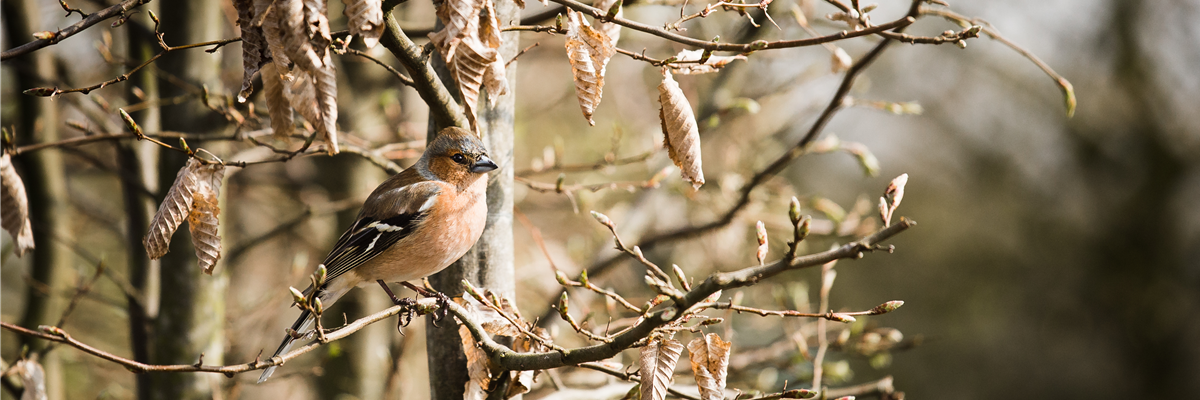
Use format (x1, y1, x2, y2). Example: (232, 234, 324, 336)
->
(657, 70, 704, 189)
(257, 0, 292, 69)
(639, 338, 683, 400)
(564, 10, 615, 126)
(593, 0, 622, 47)
(260, 63, 295, 140)
(286, 70, 322, 134)
(459, 324, 493, 399)
(187, 163, 224, 274)
(687, 333, 732, 400)
(434, 0, 485, 49)
(278, 0, 321, 72)
(236, 0, 271, 102)
(341, 0, 384, 48)
(144, 159, 200, 259)
(312, 60, 340, 154)
(143, 158, 225, 272)
(11, 357, 47, 400)
(1, 153, 35, 256)
(669, 49, 747, 75)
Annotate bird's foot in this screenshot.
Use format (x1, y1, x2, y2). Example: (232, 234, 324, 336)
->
(400, 281, 451, 327)
(378, 280, 418, 331)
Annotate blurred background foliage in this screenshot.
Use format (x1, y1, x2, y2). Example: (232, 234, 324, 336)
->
(2, 0, 1198, 398)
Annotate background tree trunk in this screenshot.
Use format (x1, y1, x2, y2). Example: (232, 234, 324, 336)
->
(121, 9, 162, 398)
(149, 0, 227, 398)
(425, 0, 519, 398)
(4, 0, 69, 398)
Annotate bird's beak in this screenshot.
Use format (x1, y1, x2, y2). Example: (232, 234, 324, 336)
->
(471, 156, 498, 173)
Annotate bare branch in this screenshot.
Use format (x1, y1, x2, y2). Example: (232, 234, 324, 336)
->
(1, 0, 152, 61)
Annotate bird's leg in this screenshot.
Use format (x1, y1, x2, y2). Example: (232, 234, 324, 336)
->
(377, 280, 417, 330)
(400, 281, 451, 327)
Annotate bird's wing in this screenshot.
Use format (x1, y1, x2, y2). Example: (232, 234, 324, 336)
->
(319, 177, 445, 286)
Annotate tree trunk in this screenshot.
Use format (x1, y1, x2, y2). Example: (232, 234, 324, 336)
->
(4, 0, 69, 398)
(425, 0, 519, 398)
(121, 9, 163, 398)
(149, 1, 227, 398)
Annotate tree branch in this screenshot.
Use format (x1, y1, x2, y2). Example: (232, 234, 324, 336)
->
(379, 6, 467, 129)
(465, 219, 915, 372)
(547, 0, 913, 52)
(1, 0, 152, 61)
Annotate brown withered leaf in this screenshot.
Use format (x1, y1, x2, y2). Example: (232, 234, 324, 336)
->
(593, 0, 622, 46)
(1, 153, 35, 257)
(278, 0, 321, 72)
(564, 9, 615, 126)
(687, 333, 732, 400)
(144, 158, 225, 272)
(286, 70, 322, 135)
(669, 49, 747, 75)
(657, 69, 704, 189)
(256, 0, 292, 69)
(187, 164, 225, 274)
(640, 337, 683, 400)
(434, 0, 485, 51)
(260, 63, 295, 140)
(144, 159, 201, 260)
(459, 324, 492, 400)
(312, 60, 340, 154)
(235, 0, 271, 102)
(341, 0, 384, 48)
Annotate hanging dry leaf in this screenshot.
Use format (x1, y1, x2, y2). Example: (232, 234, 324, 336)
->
(312, 61, 340, 154)
(188, 163, 224, 274)
(144, 159, 200, 260)
(687, 333, 732, 400)
(235, 0, 271, 102)
(1, 153, 34, 257)
(260, 63, 295, 140)
(286, 71, 323, 134)
(564, 10, 615, 126)
(434, 0, 485, 50)
(144, 158, 225, 273)
(278, 0, 321, 72)
(459, 324, 493, 400)
(429, 0, 504, 131)
(341, 0, 384, 48)
(593, 0, 622, 47)
(669, 49, 747, 75)
(658, 70, 704, 189)
(640, 337, 683, 400)
(11, 357, 46, 400)
(257, 0, 293, 69)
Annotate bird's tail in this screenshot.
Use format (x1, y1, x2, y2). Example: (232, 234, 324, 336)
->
(257, 308, 313, 383)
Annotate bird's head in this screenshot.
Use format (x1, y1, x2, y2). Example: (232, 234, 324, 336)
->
(423, 127, 498, 187)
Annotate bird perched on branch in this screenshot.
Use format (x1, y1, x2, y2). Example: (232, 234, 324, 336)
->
(258, 127, 497, 383)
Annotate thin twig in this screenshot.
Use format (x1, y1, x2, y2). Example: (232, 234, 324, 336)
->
(1, 0, 152, 61)
(547, 0, 913, 52)
(338, 48, 416, 87)
(537, 0, 925, 326)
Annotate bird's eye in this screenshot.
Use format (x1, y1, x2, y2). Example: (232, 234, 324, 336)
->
(451, 154, 467, 164)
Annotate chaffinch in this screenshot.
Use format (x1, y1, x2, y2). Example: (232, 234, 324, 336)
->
(258, 127, 497, 383)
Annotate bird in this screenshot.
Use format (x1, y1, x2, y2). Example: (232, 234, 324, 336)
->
(258, 127, 498, 383)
